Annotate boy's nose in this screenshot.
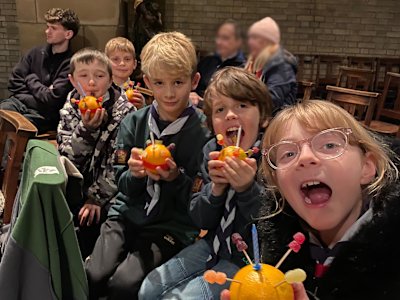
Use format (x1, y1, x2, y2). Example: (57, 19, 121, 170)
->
(296, 143, 320, 168)
(225, 109, 238, 120)
(165, 86, 175, 98)
(88, 79, 95, 86)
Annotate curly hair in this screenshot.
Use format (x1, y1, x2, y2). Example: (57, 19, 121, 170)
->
(44, 8, 80, 38)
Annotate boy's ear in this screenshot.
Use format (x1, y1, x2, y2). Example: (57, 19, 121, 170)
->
(143, 74, 151, 88)
(191, 72, 201, 90)
(65, 30, 74, 41)
(360, 151, 377, 185)
(133, 59, 137, 70)
(68, 74, 76, 88)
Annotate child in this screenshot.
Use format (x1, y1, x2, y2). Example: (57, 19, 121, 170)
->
(85, 32, 210, 300)
(105, 37, 145, 109)
(139, 67, 273, 299)
(252, 100, 398, 299)
(57, 48, 136, 258)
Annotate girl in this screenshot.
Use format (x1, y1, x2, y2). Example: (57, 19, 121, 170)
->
(254, 100, 399, 299)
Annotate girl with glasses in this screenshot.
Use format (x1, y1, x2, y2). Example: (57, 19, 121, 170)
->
(241, 100, 399, 300)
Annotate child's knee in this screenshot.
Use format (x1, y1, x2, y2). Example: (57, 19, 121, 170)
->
(108, 269, 143, 297)
(85, 262, 108, 287)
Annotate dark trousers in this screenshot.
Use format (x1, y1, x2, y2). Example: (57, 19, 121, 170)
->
(0, 97, 56, 133)
(85, 219, 183, 300)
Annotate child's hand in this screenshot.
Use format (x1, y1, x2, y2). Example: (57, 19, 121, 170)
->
(146, 158, 180, 182)
(189, 92, 203, 106)
(220, 283, 309, 300)
(292, 283, 309, 300)
(130, 91, 145, 109)
(208, 151, 229, 196)
(222, 157, 257, 193)
(128, 148, 146, 178)
(82, 108, 106, 130)
(78, 201, 101, 226)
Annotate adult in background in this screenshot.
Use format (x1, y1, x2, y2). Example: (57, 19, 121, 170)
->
(246, 17, 297, 111)
(190, 19, 245, 106)
(0, 8, 80, 133)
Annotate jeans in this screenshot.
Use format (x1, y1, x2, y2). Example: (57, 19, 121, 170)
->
(139, 239, 239, 300)
(0, 97, 56, 133)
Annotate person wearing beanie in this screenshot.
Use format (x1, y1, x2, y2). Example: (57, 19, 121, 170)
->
(246, 17, 298, 112)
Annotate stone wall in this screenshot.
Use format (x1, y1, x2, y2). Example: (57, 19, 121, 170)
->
(15, 0, 127, 53)
(0, 0, 19, 99)
(163, 0, 400, 57)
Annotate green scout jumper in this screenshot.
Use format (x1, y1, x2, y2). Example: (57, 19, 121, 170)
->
(0, 140, 88, 300)
(108, 106, 210, 246)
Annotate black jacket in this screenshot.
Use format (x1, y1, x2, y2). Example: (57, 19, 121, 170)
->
(8, 44, 73, 124)
(258, 181, 400, 299)
(261, 48, 298, 111)
(190, 138, 263, 267)
(195, 52, 246, 97)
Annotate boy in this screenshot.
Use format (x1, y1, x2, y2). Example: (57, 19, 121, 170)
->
(105, 37, 145, 109)
(139, 67, 272, 299)
(85, 32, 210, 300)
(57, 48, 136, 258)
(0, 8, 80, 132)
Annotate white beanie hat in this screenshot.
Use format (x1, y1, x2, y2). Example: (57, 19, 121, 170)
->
(249, 17, 281, 45)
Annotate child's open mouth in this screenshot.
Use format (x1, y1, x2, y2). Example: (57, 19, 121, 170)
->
(300, 181, 332, 206)
(226, 127, 245, 146)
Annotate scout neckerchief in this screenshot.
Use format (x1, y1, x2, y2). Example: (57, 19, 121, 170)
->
(207, 135, 262, 268)
(144, 101, 195, 216)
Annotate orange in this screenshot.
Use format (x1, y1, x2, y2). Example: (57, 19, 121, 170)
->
(218, 146, 247, 161)
(230, 264, 294, 300)
(142, 141, 172, 173)
(78, 96, 102, 118)
(125, 88, 136, 103)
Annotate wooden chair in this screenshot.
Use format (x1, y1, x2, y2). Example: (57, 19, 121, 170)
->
(368, 72, 400, 137)
(298, 80, 315, 101)
(375, 58, 400, 91)
(296, 54, 316, 101)
(336, 66, 375, 91)
(348, 56, 376, 70)
(315, 55, 347, 98)
(326, 86, 380, 127)
(0, 110, 37, 224)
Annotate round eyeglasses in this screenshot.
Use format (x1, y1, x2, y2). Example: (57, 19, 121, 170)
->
(262, 128, 353, 170)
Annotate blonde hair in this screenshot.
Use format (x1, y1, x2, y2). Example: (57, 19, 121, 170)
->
(245, 44, 279, 74)
(105, 37, 136, 58)
(262, 100, 398, 198)
(140, 31, 197, 78)
(203, 67, 272, 131)
(70, 48, 112, 78)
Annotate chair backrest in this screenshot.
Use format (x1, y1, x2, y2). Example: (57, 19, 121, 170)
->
(375, 58, 400, 91)
(296, 54, 316, 82)
(0, 110, 37, 224)
(316, 55, 346, 86)
(336, 66, 375, 91)
(375, 72, 400, 120)
(348, 56, 377, 71)
(326, 86, 380, 126)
